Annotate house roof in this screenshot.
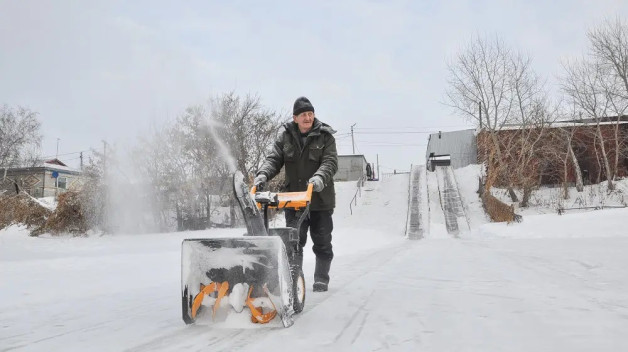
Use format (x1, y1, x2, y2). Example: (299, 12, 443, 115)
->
(338, 154, 369, 163)
(495, 115, 628, 131)
(4, 159, 81, 174)
(42, 162, 80, 173)
(561, 115, 628, 124)
(44, 158, 68, 167)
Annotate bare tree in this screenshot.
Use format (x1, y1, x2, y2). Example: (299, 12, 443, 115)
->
(0, 105, 42, 194)
(508, 56, 557, 206)
(446, 35, 549, 202)
(589, 17, 628, 102)
(132, 92, 283, 232)
(561, 57, 616, 189)
(0, 105, 42, 170)
(210, 92, 284, 178)
(563, 125, 585, 192)
(542, 122, 585, 199)
(589, 18, 628, 178)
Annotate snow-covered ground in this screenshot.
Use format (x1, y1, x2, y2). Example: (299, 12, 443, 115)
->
(2, 173, 628, 351)
(485, 166, 628, 216)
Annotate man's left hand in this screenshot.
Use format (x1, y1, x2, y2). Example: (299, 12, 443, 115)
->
(308, 176, 325, 192)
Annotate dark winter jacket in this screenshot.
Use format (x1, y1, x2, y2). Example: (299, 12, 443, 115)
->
(257, 118, 338, 211)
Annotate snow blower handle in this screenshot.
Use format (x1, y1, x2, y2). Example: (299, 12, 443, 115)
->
(251, 183, 313, 210)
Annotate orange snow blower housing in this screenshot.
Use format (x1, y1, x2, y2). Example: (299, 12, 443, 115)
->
(181, 172, 311, 328)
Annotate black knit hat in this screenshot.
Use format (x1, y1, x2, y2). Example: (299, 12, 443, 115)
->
(293, 96, 315, 116)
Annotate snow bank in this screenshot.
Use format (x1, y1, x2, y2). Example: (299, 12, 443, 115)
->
(475, 206, 628, 239)
(490, 174, 628, 216)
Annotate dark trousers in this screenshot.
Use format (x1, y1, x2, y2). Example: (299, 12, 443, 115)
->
(285, 209, 334, 284)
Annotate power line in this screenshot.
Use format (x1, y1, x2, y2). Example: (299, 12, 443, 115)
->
(354, 125, 472, 130)
(354, 131, 434, 135)
(362, 142, 427, 147)
(338, 143, 426, 147)
(40, 150, 90, 159)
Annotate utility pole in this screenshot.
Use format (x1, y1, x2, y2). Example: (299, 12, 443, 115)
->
(350, 123, 356, 154)
(80, 152, 83, 170)
(479, 101, 483, 129)
(56, 138, 60, 158)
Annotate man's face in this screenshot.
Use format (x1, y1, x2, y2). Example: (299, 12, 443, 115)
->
(293, 111, 315, 133)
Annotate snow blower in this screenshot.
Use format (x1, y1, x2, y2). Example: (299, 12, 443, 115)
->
(181, 171, 311, 327)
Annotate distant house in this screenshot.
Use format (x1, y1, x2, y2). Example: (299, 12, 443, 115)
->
(425, 129, 477, 171)
(334, 154, 369, 181)
(1, 159, 82, 198)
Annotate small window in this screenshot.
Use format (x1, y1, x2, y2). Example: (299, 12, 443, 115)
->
(57, 177, 67, 190)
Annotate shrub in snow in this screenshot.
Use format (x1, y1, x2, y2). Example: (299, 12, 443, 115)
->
(42, 191, 88, 235)
(0, 193, 51, 235)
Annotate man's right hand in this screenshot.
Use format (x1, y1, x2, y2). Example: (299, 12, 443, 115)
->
(254, 174, 267, 189)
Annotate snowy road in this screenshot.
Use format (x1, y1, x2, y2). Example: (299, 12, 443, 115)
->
(2, 175, 628, 351)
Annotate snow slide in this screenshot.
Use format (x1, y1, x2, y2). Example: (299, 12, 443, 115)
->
(434, 165, 470, 235)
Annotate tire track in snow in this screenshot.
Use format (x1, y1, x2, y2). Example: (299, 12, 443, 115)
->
(333, 290, 375, 343)
(228, 242, 416, 352)
(1, 287, 175, 352)
(350, 310, 370, 345)
(128, 242, 413, 352)
(125, 329, 245, 352)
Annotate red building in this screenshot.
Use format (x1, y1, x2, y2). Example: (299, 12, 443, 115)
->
(477, 116, 628, 187)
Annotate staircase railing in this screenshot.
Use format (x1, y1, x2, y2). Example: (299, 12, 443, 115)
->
(349, 176, 365, 215)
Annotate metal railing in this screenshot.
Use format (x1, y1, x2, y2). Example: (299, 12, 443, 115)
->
(557, 204, 627, 215)
(349, 176, 365, 215)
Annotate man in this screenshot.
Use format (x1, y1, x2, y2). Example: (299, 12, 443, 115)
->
(254, 96, 338, 292)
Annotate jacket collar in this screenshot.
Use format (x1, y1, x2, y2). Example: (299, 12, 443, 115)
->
(284, 118, 335, 136)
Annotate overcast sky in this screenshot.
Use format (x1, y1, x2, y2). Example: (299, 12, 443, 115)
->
(1, 0, 627, 172)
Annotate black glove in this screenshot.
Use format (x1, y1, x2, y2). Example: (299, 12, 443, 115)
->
(308, 176, 324, 192)
(254, 174, 267, 189)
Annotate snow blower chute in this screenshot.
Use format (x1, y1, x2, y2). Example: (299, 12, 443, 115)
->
(181, 171, 311, 327)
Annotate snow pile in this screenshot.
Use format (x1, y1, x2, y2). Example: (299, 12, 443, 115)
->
(476, 206, 628, 239)
(32, 196, 57, 211)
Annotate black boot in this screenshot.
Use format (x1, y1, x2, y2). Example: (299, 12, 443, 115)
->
(313, 282, 328, 292)
(313, 259, 331, 292)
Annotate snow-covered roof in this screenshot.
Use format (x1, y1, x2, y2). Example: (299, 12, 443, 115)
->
(495, 119, 628, 131)
(4, 160, 81, 174)
(42, 162, 80, 173)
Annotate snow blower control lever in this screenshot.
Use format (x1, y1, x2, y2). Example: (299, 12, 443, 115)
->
(252, 184, 313, 234)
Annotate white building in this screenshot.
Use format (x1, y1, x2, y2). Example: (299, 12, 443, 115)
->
(425, 129, 477, 171)
(334, 154, 369, 181)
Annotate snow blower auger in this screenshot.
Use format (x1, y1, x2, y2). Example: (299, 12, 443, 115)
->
(181, 171, 311, 328)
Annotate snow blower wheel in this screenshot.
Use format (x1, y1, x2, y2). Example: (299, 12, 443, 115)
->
(292, 268, 306, 313)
